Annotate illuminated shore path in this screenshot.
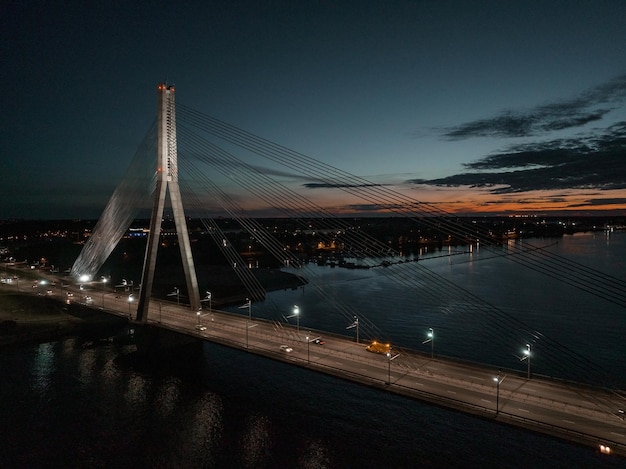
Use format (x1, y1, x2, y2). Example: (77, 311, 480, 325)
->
(5, 275, 626, 458)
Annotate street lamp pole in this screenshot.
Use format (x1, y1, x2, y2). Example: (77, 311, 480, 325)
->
(422, 327, 434, 358)
(346, 316, 359, 343)
(493, 371, 505, 415)
(429, 328, 434, 358)
(386, 352, 391, 385)
(521, 343, 531, 379)
(306, 335, 310, 364)
(101, 276, 107, 307)
(294, 305, 300, 332)
(128, 294, 133, 319)
(246, 298, 251, 348)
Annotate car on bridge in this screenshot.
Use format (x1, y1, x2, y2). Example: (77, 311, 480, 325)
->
(366, 340, 391, 354)
(195, 325, 207, 331)
(279, 345, 293, 353)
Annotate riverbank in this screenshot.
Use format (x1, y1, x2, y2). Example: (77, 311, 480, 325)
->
(0, 266, 307, 347)
(0, 294, 127, 347)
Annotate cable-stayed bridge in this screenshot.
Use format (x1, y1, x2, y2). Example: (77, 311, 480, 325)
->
(63, 84, 624, 456)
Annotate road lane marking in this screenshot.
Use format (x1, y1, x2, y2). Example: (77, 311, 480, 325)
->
(447, 390, 457, 395)
(481, 399, 491, 403)
(518, 408, 529, 413)
(562, 420, 575, 424)
(611, 432, 625, 437)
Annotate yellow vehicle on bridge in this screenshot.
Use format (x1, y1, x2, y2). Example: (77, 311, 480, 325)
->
(365, 340, 391, 354)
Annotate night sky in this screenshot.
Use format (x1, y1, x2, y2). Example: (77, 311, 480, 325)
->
(2, 0, 626, 219)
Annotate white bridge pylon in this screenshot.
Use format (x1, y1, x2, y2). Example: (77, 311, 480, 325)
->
(136, 83, 201, 322)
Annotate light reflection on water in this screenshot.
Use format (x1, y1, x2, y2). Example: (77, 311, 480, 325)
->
(1, 332, 623, 467)
(32, 342, 55, 396)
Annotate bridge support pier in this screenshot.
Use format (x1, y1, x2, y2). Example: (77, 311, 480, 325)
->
(133, 324, 203, 356)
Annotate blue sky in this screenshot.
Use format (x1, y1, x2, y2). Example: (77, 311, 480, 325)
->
(1, 0, 626, 219)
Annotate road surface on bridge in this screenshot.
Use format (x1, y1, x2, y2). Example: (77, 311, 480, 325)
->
(5, 271, 626, 458)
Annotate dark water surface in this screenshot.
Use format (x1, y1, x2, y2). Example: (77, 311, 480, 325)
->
(1, 232, 625, 467)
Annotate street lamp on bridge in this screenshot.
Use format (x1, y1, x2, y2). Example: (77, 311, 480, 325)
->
(293, 305, 300, 331)
(287, 305, 300, 332)
(385, 350, 399, 385)
(239, 298, 252, 348)
(201, 291, 212, 312)
(493, 370, 505, 415)
(422, 327, 434, 358)
(127, 294, 133, 319)
(100, 276, 108, 307)
(306, 335, 310, 364)
(346, 316, 359, 344)
(167, 287, 180, 305)
(520, 343, 531, 379)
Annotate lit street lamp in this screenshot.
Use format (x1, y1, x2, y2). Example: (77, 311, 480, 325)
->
(346, 316, 359, 343)
(493, 370, 505, 415)
(422, 327, 434, 358)
(239, 298, 252, 348)
(167, 287, 180, 305)
(520, 343, 531, 379)
(196, 309, 201, 325)
(385, 351, 399, 385)
(306, 335, 310, 364)
(287, 305, 300, 332)
(101, 276, 108, 307)
(128, 294, 133, 319)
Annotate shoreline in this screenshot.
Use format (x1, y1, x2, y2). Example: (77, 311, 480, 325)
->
(0, 294, 127, 347)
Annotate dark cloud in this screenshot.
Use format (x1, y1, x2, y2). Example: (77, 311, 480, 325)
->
(409, 122, 626, 194)
(343, 203, 410, 212)
(303, 182, 385, 189)
(440, 75, 626, 139)
(569, 198, 626, 207)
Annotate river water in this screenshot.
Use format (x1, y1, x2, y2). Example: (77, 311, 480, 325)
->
(1, 232, 625, 467)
